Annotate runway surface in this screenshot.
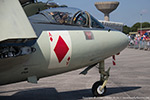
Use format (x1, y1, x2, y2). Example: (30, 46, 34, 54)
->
(0, 48, 150, 100)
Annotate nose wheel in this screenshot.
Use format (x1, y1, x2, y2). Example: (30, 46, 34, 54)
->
(92, 60, 110, 97)
(92, 81, 106, 96)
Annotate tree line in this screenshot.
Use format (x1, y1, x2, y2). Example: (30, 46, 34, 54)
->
(123, 22, 150, 34)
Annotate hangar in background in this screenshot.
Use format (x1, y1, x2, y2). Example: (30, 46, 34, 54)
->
(138, 27, 150, 35)
(99, 20, 123, 31)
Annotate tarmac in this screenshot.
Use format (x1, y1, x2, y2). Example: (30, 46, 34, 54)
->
(0, 48, 150, 100)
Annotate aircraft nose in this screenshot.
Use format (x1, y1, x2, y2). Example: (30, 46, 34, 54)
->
(119, 31, 129, 47)
(110, 31, 129, 53)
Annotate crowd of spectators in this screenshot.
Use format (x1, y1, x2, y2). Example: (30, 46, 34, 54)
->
(128, 33, 150, 50)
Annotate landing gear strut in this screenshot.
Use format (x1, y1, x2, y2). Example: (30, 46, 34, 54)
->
(92, 60, 110, 96)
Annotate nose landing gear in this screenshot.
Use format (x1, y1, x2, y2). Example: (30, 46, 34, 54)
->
(92, 81, 106, 96)
(92, 60, 110, 97)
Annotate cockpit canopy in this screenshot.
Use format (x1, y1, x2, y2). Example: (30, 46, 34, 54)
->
(30, 7, 104, 29)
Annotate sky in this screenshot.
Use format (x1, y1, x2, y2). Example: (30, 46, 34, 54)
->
(40, 0, 150, 27)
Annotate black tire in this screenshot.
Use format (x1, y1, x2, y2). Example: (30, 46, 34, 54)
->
(92, 81, 106, 97)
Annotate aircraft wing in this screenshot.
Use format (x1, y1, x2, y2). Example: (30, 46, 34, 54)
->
(0, 0, 37, 44)
(0, 0, 37, 71)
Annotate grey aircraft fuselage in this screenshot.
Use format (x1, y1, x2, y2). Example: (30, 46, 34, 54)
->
(0, 7, 129, 86)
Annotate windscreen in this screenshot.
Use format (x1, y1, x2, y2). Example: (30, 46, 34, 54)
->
(90, 15, 104, 29)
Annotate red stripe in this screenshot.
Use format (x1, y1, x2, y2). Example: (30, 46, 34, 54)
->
(112, 55, 116, 65)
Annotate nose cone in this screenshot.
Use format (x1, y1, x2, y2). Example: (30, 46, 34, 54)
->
(109, 31, 129, 54)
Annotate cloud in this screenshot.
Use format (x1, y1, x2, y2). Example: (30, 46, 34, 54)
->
(140, 9, 148, 14)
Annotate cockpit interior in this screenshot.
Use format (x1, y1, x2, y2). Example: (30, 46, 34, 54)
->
(29, 7, 104, 29)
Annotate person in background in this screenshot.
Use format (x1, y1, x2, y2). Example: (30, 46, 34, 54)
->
(146, 36, 150, 50)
